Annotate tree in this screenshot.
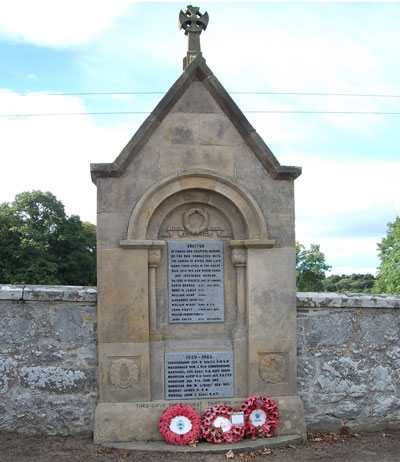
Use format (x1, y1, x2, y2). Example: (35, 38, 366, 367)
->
(0, 191, 96, 286)
(322, 273, 375, 293)
(296, 242, 331, 292)
(373, 216, 400, 294)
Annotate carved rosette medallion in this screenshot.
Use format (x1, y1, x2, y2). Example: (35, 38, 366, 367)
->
(109, 358, 139, 389)
(158, 206, 233, 238)
(259, 354, 287, 384)
(182, 207, 209, 235)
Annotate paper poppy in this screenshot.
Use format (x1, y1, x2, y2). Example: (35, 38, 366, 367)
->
(240, 395, 279, 438)
(158, 404, 202, 445)
(202, 404, 245, 444)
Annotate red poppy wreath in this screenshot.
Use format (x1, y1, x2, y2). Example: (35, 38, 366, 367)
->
(240, 395, 279, 438)
(158, 404, 202, 445)
(201, 404, 245, 444)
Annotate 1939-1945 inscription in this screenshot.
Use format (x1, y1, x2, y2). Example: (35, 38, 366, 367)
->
(165, 351, 234, 400)
(168, 241, 224, 323)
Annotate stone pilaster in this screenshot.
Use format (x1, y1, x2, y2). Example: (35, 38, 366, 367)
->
(231, 247, 247, 332)
(148, 249, 162, 342)
(231, 245, 248, 397)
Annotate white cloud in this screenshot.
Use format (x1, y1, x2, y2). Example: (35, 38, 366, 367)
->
(0, 90, 138, 223)
(0, 89, 88, 115)
(292, 157, 399, 274)
(293, 157, 400, 217)
(206, 19, 374, 91)
(202, 3, 399, 138)
(298, 235, 382, 276)
(0, 0, 134, 47)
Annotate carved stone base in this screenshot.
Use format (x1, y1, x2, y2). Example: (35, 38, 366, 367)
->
(94, 395, 306, 443)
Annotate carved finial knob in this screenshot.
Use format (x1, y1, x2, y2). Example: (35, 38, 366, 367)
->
(179, 5, 209, 69)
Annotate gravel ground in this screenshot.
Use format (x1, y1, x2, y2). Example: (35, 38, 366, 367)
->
(1, 430, 400, 462)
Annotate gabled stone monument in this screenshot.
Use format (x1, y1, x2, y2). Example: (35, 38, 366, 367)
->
(91, 5, 306, 443)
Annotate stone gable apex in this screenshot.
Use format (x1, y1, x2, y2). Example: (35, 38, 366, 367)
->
(90, 55, 301, 184)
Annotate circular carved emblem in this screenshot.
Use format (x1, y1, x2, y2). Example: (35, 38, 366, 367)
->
(259, 354, 287, 384)
(110, 359, 139, 389)
(182, 207, 209, 235)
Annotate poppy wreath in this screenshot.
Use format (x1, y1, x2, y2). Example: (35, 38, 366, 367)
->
(201, 404, 245, 444)
(240, 395, 279, 438)
(158, 404, 202, 445)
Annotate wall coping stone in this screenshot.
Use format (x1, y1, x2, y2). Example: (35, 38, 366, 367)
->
(0, 285, 97, 302)
(1, 285, 399, 308)
(296, 292, 400, 309)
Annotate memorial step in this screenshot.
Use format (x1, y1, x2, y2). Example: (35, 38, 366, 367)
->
(102, 434, 302, 453)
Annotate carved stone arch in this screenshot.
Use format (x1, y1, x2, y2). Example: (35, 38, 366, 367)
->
(146, 189, 245, 240)
(125, 170, 268, 241)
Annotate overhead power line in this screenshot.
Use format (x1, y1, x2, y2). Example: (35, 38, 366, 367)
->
(7, 90, 400, 98)
(3, 90, 398, 117)
(2, 110, 400, 118)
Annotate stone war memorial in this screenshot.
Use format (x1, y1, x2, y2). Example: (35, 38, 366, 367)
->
(91, 5, 306, 444)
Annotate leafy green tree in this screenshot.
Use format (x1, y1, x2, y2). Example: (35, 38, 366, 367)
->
(0, 191, 96, 286)
(296, 242, 331, 292)
(322, 273, 375, 293)
(373, 216, 400, 294)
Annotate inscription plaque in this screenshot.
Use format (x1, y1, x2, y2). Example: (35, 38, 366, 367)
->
(165, 351, 234, 400)
(168, 241, 224, 323)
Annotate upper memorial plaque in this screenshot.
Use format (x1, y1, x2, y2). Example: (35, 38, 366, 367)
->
(168, 241, 224, 323)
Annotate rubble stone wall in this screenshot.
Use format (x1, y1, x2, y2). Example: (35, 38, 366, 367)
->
(297, 292, 400, 432)
(0, 286, 399, 436)
(0, 285, 97, 436)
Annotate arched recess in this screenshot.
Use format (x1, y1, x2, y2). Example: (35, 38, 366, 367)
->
(125, 170, 269, 241)
(147, 190, 246, 240)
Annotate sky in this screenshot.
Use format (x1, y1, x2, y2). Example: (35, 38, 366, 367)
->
(1, 0, 399, 276)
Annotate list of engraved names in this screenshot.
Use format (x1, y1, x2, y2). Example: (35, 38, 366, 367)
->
(167, 241, 224, 323)
(165, 352, 234, 400)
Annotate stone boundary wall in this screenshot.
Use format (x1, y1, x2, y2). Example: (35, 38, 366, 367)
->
(0, 285, 97, 436)
(1, 286, 399, 436)
(297, 292, 400, 433)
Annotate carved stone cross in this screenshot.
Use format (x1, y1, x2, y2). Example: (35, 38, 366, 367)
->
(179, 5, 209, 68)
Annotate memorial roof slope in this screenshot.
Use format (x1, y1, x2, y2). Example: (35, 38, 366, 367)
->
(90, 55, 302, 184)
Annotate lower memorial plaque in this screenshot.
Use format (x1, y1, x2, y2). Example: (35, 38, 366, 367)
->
(165, 351, 234, 400)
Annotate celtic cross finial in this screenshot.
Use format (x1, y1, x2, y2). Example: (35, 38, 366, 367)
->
(179, 5, 209, 69)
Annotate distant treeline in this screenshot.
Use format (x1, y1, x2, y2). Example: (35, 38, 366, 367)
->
(321, 273, 376, 293)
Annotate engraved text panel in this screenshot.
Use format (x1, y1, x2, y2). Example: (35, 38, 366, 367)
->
(165, 351, 234, 400)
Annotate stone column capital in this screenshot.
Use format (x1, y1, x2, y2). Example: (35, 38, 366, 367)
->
(148, 249, 162, 268)
(231, 247, 247, 267)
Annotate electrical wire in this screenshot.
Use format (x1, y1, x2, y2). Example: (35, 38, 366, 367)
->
(1, 110, 400, 117)
(7, 90, 400, 98)
(3, 89, 398, 116)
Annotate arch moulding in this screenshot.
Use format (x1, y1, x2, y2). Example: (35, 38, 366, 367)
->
(121, 170, 272, 245)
